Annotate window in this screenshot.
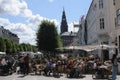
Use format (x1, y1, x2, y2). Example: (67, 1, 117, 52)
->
(113, 0, 116, 5)
(93, 4, 97, 11)
(100, 18, 105, 29)
(103, 41, 109, 44)
(117, 9, 120, 25)
(99, 0, 103, 9)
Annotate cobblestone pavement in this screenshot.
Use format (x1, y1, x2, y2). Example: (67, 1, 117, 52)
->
(0, 73, 120, 80)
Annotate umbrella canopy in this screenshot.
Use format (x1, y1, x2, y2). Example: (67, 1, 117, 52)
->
(99, 65, 108, 69)
(36, 52, 43, 54)
(56, 44, 117, 52)
(0, 52, 6, 55)
(60, 46, 97, 52)
(92, 44, 117, 49)
(57, 45, 95, 52)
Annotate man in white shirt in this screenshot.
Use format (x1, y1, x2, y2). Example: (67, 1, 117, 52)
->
(1, 58, 7, 66)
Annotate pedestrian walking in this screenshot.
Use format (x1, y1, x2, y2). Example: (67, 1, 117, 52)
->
(24, 54, 30, 75)
(112, 53, 118, 80)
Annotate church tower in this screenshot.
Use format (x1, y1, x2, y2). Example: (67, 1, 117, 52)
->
(60, 8, 68, 34)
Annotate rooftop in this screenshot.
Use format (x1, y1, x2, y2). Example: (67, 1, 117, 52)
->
(61, 31, 77, 36)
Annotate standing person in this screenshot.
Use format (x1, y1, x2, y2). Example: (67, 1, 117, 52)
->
(1, 57, 8, 74)
(112, 53, 118, 80)
(24, 54, 29, 75)
(1, 57, 7, 66)
(92, 60, 97, 78)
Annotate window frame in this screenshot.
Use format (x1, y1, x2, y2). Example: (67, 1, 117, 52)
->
(99, 0, 103, 9)
(113, 0, 116, 5)
(100, 18, 105, 29)
(116, 9, 120, 25)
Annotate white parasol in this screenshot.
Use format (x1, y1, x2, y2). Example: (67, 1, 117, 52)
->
(59, 44, 117, 51)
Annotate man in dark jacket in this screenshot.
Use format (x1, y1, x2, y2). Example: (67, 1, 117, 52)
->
(24, 54, 29, 75)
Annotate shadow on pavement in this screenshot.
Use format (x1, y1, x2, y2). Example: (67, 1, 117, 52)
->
(67, 75, 86, 79)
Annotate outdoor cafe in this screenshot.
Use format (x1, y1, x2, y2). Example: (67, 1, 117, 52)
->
(57, 44, 117, 79)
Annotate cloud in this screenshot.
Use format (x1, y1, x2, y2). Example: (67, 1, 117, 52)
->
(0, 17, 59, 45)
(27, 14, 45, 27)
(51, 19, 59, 26)
(68, 22, 79, 32)
(6, 22, 36, 45)
(48, 0, 54, 2)
(0, 18, 10, 25)
(68, 22, 74, 32)
(0, 0, 32, 17)
(0, 17, 36, 45)
(0, 17, 59, 46)
(0, 0, 59, 45)
(27, 14, 59, 30)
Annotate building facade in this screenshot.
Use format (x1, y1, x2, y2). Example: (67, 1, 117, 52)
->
(60, 9, 76, 47)
(77, 16, 87, 46)
(85, 0, 120, 59)
(60, 9, 68, 34)
(0, 25, 19, 44)
(61, 32, 76, 46)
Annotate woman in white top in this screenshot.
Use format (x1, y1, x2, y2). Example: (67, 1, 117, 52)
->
(1, 58, 7, 66)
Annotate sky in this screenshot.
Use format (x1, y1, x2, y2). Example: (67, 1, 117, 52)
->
(0, 0, 92, 45)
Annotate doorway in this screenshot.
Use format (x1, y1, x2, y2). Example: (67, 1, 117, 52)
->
(103, 50, 109, 60)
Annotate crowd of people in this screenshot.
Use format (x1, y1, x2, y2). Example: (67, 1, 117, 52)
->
(0, 55, 15, 75)
(0, 53, 117, 79)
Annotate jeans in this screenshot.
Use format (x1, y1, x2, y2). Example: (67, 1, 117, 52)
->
(112, 65, 118, 80)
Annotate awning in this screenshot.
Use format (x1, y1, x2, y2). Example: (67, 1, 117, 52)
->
(0, 52, 6, 55)
(56, 44, 117, 52)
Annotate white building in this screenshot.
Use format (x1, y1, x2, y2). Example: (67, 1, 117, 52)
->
(78, 16, 87, 46)
(0, 25, 19, 44)
(85, 0, 120, 59)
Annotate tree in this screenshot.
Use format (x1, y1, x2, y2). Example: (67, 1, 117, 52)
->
(5, 39, 12, 54)
(20, 43, 27, 51)
(32, 45, 37, 52)
(36, 20, 62, 54)
(19, 44, 24, 52)
(0, 37, 38, 55)
(0, 38, 6, 52)
(27, 43, 32, 51)
(11, 42, 17, 53)
(15, 44, 20, 52)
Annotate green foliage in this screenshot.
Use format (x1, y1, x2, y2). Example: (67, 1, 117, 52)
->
(19, 44, 23, 52)
(32, 45, 37, 52)
(11, 42, 17, 53)
(0, 37, 37, 54)
(0, 38, 6, 52)
(36, 20, 62, 52)
(19, 43, 37, 52)
(15, 44, 20, 52)
(20, 43, 27, 51)
(5, 39, 13, 54)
